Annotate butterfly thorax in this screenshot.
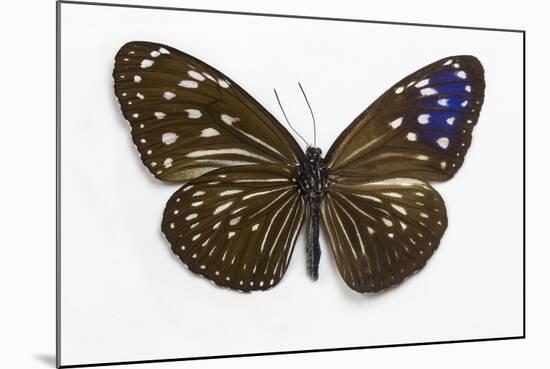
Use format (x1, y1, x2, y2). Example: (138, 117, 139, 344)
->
(297, 147, 328, 281)
(297, 147, 328, 200)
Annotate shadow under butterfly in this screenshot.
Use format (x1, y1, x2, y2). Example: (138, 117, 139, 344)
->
(113, 41, 485, 293)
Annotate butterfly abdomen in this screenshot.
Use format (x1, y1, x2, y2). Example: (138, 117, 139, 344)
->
(298, 147, 328, 280)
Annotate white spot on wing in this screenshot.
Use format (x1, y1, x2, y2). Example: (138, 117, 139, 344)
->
(221, 114, 239, 125)
(179, 80, 198, 88)
(383, 192, 402, 198)
(186, 148, 274, 163)
(203, 72, 216, 81)
(220, 189, 242, 196)
(359, 195, 382, 203)
(242, 188, 282, 200)
(418, 114, 430, 124)
(415, 79, 430, 88)
(389, 117, 403, 129)
(141, 59, 154, 68)
(162, 132, 178, 145)
(184, 109, 202, 119)
(163, 158, 173, 168)
(420, 87, 437, 96)
(437, 137, 450, 149)
(214, 201, 233, 214)
(163, 91, 176, 100)
(218, 79, 230, 88)
(406, 132, 417, 141)
(200, 128, 219, 137)
(382, 218, 393, 227)
(154, 112, 166, 120)
(188, 70, 205, 81)
(391, 204, 407, 215)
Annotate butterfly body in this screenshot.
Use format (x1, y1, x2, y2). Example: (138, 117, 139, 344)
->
(297, 147, 329, 280)
(113, 41, 485, 293)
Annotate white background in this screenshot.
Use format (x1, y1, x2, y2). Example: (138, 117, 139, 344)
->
(1, 1, 547, 369)
(57, 2, 524, 366)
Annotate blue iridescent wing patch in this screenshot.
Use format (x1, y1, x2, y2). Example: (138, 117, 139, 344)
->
(326, 55, 485, 182)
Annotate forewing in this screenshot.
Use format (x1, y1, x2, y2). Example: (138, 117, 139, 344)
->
(162, 165, 306, 291)
(113, 41, 303, 182)
(322, 177, 447, 293)
(327, 56, 485, 181)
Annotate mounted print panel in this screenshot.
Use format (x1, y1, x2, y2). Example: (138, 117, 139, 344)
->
(58, 1, 524, 367)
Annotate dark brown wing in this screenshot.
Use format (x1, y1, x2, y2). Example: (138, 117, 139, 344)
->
(162, 165, 306, 291)
(113, 41, 304, 182)
(322, 177, 447, 292)
(326, 55, 485, 181)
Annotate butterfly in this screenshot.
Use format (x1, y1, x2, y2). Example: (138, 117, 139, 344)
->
(113, 41, 485, 293)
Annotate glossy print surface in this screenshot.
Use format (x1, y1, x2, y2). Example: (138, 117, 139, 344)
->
(113, 41, 485, 293)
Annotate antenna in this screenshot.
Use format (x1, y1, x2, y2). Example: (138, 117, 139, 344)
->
(273, 88, 310, 147)
(297, 82, 317, 147)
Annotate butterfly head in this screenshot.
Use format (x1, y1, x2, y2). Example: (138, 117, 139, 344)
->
(306, 147, 323, 161)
